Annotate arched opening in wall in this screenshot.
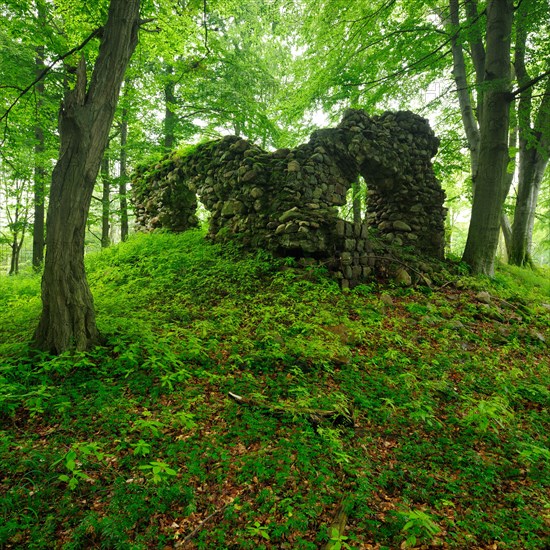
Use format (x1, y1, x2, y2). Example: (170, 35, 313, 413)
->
(340, 176, 367, 223)
(361, 174, 376, 226)
(360, 168, 392, 229)
(196, 197, 210, 229)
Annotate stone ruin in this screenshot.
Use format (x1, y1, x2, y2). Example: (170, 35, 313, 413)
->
(132, 109, 446, 288)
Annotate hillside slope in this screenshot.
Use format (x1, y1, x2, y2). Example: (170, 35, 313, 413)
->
(1, 231, 549, 549)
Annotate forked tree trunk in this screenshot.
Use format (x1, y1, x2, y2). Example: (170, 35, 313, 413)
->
(33, 0, 140, 353)
(9, 233, 24, 276)
(462, 0, 514, 276)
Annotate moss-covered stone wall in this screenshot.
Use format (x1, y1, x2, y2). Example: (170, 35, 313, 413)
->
(132, 109, 446, 287)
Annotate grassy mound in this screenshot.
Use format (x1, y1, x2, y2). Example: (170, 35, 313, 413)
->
(1, 231, 549, 549)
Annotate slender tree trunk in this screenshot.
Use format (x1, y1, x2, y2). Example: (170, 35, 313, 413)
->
(352, 180, 361, 224)
(164, 66, 176, 151)
(33, 0, 141, 353)
(509, 35, 550, 266)
(501, 212, 512, 260)
(445, 208, 455, 254)
(9, 246, 18, 275)
(464, 0, 486, 124)
(120, 106, 129, 241)
(510, 151, 549, 265)
(449, 0, 480, 180)
(33, 123, 46, 269)
(32, 26, 46, 270)
(462, 0, 514, 276)
(101, 152, 111, 248)
(9, 234, 20, 275)
(234, 120, 242, 137)
(500, 114, 518, 259)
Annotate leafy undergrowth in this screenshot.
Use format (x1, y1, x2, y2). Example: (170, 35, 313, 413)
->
(1, 231, 549, 549)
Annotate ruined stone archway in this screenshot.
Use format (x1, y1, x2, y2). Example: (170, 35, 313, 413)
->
(133, 109, 446, 287)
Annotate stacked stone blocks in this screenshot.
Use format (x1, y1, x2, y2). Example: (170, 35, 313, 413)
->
(132, 109, 446, 287)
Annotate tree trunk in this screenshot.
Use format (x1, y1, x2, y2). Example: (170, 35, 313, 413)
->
(101, 151, 111, 248)
(501, 212, 513, 260)
(164, 66, 176, 151)
(33, 0, 141, 353)
(510, 151, 549, 265)
(352, 180, 361, 224)
(9, 233, 23, 276)
(509, 24, 550, 266)
(120, 104, 129, 241)
(499, 113, 518, 260)
(464, 0, 486, 124)
(33, 123, 46, 270)
(462, 0, 513, 276)
(32, 24, 46, 270)
(234, 119, 242, 137)
(448, 0, 481, 180)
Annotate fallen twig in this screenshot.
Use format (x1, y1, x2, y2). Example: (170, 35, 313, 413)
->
(177, 503, 229, 546)
(323, 498, 351, 549)
(228, 391, 354, 427)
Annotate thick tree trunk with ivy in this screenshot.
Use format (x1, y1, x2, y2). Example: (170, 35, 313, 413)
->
(462, 0, 513, 276)
(33, 0, 141, 353)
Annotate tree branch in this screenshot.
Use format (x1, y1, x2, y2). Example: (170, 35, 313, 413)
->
(177, 504, 229, 545)
(345, 25, 447, 63)
(340, 0, 397, 48)
(87, 226, 102, 244)
(139, 18, 161, 33)
(338, 0, 396, 25)
(0, 85, 25, 92)
(0, 27, 103, 126)
(509, 69, 550, 100)
(342, 47, 453, 90)
(202, 0, 211, 55)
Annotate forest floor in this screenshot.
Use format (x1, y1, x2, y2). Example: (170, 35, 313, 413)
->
(0, 230, 549, 550)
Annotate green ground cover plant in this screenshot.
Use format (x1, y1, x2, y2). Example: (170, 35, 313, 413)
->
(1, 230, 549, 549)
